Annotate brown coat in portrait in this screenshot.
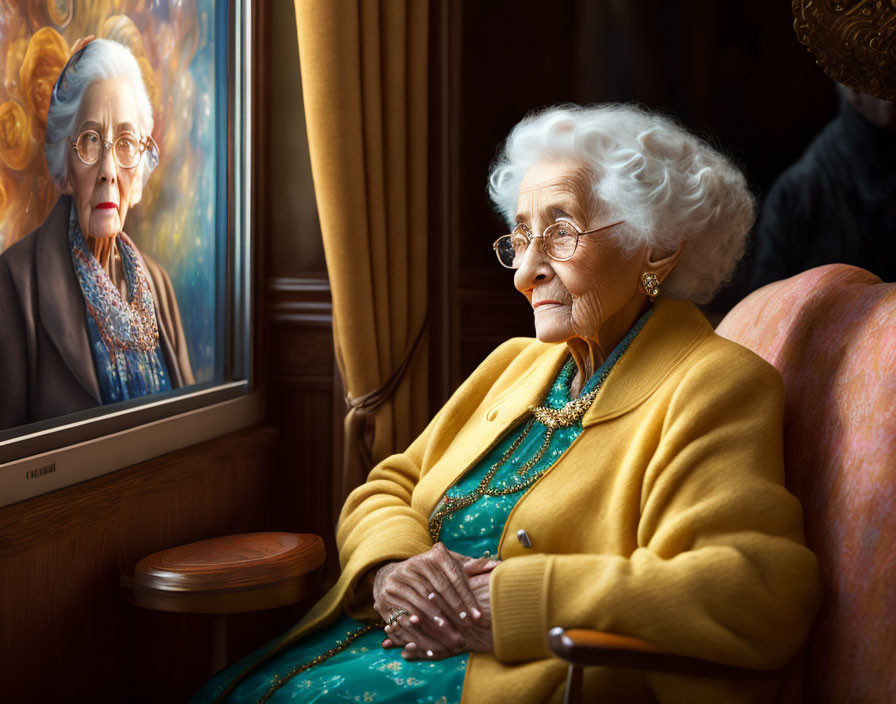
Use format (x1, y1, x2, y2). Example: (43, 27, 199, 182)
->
(0, 195, 194, 430)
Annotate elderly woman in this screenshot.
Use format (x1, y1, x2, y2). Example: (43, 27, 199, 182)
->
(195, 104, 822, 704)
(0, 39, 193, 429)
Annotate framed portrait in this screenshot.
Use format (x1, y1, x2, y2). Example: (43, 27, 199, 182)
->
(0, 0, 258, 505)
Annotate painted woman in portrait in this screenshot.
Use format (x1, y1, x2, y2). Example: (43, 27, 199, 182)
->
(0, 39, 193, 430)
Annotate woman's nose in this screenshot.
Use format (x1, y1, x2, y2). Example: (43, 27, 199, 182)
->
(97, 147, 116, 183)
(513, 237, 553, 292)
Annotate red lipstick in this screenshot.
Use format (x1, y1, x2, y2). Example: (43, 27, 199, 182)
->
(95, 202, 116, 210)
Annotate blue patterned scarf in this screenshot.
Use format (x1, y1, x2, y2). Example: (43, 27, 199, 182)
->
(68, 204, 171, 403)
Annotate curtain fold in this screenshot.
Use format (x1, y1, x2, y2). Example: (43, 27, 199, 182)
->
(294, 0, 429, 516)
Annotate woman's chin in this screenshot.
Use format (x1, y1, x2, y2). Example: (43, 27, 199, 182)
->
(533, 308, 574, 343)
(533, 325, 571, 344)
(87, 215, 121, 240)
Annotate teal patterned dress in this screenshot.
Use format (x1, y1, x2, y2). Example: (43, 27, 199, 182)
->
(193, 311, 649, 704)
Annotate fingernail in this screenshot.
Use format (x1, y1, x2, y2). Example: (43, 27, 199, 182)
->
(426, 649, 434, 657)
(410, 614, 420, 624)
(459, 611, 467, 620)
(382, 638, 392, 647)
(427, 592, 436, 601)
(433, 615, 445, 626)
(472, 608, 482, 620)
(407, 642, 417, 650)
(384, 625, 391, 633)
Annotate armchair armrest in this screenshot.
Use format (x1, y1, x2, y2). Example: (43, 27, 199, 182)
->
(548, 627, 757, 677)
(548, 627, 759, 704)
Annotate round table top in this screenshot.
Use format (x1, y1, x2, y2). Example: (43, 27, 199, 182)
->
(135, 532, 326, 593)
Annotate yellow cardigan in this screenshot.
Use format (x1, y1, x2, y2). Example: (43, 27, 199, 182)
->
(233, 298, 823, 703)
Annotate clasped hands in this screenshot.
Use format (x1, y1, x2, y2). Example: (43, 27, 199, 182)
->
(372, 542, 500, 661)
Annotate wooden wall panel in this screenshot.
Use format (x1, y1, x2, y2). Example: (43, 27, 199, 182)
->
(264, 276, 339, 578)
(262, 0, 340, 567)
(0, 426, 292, 704)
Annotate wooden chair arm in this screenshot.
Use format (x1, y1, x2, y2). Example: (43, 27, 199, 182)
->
(548, 627, 758, 678)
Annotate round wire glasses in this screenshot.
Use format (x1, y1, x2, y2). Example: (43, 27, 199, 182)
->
(492, 219, 625, 269)
(70, 130, 160, 171)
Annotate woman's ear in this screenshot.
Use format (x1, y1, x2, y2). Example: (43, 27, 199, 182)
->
(61, 173, 73, 195)
(644, 240, 685, 285)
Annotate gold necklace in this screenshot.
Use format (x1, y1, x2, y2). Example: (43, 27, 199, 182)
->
(427, 360, 614, 544)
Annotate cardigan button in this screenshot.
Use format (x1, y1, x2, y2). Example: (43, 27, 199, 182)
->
(516, 529, 533, 549)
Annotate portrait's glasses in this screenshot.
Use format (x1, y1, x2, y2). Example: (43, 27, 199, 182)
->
(70, 130, 160, 171)
(492, 218, 625, 269)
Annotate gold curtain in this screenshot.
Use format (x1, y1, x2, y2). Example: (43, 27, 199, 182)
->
(293, 0, 430, 514)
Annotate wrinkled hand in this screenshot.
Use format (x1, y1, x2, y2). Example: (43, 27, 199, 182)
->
(461, 571, 494, 653)
(373, 543, 498, 660)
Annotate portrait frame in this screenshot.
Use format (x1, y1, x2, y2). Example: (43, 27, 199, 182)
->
(0, 0, 259, 506)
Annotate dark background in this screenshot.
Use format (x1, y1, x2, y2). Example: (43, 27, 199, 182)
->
(446, 0, 836, 378)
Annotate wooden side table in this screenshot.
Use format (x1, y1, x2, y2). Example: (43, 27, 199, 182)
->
(122, 532, 325, 673)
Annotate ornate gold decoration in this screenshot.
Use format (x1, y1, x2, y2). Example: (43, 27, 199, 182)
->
(18, 26, 69, 136)
(4, 38, 28, 101)
(0, 100, 32, 170)
(99, 15, 149, 58)
(99, 15, 160, 109)
(47, 0, 73, 28)
(0, 176, 8, 223)
(640, 272, 660, 298)
(26, 0, 73, 30)
(793, 0, 896, 101)
(531, 390, 600, 429)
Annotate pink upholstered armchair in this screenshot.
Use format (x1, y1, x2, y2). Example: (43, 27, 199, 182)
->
(548, 264, 896, 703)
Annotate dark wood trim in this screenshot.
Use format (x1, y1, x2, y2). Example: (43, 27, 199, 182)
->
(0, 426, 277, 557)
(268, 304, 333, 327)
(0, 426, 286, 703)
(253, 0, 271, 391)
(269, 376, 333, 391)
(265, 276, 333, 326)
(122, 568, 324, 615)
(428, 0, 463, 415)
(548, 627, 759, 679)
(261, 272, 338, 569)
(266, 276, 331, 293)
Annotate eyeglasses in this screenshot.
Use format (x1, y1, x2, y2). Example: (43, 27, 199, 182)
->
(70, 130, 160, 170)
(492, 218, 625, 269)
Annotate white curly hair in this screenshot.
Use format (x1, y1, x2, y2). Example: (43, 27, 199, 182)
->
(44, 39, 155, 192)
(488, 104, 755, 304)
